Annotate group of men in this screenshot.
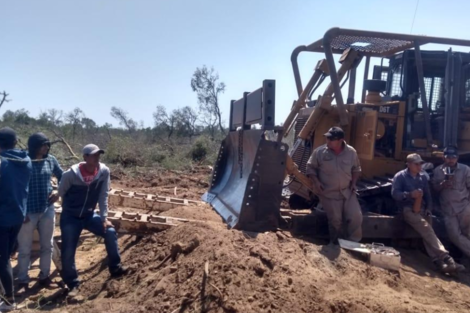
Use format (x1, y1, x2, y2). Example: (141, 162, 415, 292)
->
(0, 127, 127, 311)
(307, 126, 469, 274)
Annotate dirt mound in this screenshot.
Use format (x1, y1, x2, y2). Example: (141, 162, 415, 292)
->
(64, 206, 470, 313)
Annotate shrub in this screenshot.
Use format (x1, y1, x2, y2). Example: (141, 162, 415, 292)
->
(190, 136, 210, 161)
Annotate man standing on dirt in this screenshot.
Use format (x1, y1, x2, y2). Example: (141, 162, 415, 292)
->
(392, 153, 464, 274)
(58, 144, 127, 297)
(17, 133, 63, 290)
(0, 127, 32, 311)
(432, 146, 470, 260)
(306, 126, 363, 244)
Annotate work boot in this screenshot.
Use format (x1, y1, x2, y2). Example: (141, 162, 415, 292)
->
(67, 286, 80, 298)
(38, 277, 60, 289)
(433, 259, 450, 273)
(443, 255, 466, 273)
(110, 265, 129, 278)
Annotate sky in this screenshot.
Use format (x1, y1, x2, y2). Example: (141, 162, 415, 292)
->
(1, 0, 470, 128)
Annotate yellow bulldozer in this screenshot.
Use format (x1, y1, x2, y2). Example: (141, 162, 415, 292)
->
(203, 28, 470, 238)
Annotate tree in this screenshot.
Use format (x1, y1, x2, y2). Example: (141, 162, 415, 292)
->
(2, 109, 31, 125)
(65, 107, 84, 141)
(190, 66, 226, 138)
(110, 106, 137, 133)
(47, 109, 64, 127)
(102, 122, 113, 140)
(153, 105, 179, 140)
(37, 111, 50, 126)
(177, 106, 199, 142)
(81, 117, 97, 129)
(0, 91, 11, 112)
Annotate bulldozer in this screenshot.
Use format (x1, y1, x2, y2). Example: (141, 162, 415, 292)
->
(202, 28, 470, 238)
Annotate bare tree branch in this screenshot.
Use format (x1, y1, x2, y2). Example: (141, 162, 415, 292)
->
(0, 91, 11, 111)
(50, 128, 80, 160)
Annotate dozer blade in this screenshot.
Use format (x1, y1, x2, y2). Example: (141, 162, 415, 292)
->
(203, 129, 288, 231)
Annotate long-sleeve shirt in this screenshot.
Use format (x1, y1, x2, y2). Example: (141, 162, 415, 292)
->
(27, 154, 63, 214)
(391, 168, 432, 211)
(432, 163, 470, 216)
(306, 143, 361, 199)
(58, 162, 110, 221)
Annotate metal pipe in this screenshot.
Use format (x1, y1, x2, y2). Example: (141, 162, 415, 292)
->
(348, 67, 356, 104)
(291, 46, 308, 97)
(449, 54, 462, 147)
(361, 56, 371, 103)
(229, 100, 235, 131)
(414, 42, 433, 146)
(340, 70, 350, 89)
(283, 65, 324, 136)
(323, 31, 349, 126)
(444, 49, 452, 147)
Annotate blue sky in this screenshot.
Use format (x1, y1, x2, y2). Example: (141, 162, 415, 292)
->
(1, 0, 469, 128)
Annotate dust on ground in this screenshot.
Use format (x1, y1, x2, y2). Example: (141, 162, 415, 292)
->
(13, 169, 470, 313)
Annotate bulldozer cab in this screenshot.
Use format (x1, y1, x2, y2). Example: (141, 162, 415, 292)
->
(376, 50, 470, 154)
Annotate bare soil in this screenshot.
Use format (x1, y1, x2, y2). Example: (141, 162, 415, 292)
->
(13, 169, 470, 313)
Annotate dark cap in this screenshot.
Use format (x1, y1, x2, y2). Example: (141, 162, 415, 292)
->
(443, 146, 458, 158)
(324, 126, 345, 140)
(82, 144, 105, 155)
(0, 127, 17, 149)
(28, 132, 50, 157)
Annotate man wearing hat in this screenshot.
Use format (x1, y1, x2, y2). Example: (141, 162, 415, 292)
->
(392, 153, 464, 273)
(58, 144, 127, 297)
(306, 126, 363, 244)
(0, 127, 32, 311)
(432, 146, 470, 260)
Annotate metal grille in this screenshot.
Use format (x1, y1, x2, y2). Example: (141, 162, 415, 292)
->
(390, 70, 403, 97)
(330, 35, 412, 54)
(465, 79, 470, 107)
(431, 77, 442, 110)
(417, 77, 442, 110)
(381, 72, 388, 81)
(292, 117, 311, 174)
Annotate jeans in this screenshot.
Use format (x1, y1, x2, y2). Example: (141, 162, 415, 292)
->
(0, 224, 22, 299)
(17, 205, 56, 283)
(60, 211, 121, 289)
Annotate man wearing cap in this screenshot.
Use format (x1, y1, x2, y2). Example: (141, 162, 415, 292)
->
(58, 144, 127, 297)
(0, 127, 32, 311)
(432, 146, 470, 260)
(306, 126, 363, 244)
(392, 153, 464, 273)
